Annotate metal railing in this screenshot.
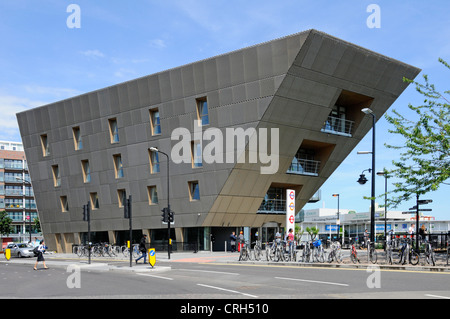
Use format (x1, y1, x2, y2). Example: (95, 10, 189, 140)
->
(287, 159, 320, 176)
(321, 116, 354, 137)
(258, 199, 286, 214)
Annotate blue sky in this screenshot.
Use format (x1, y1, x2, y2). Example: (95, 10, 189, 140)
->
(0, 1, 449, 219)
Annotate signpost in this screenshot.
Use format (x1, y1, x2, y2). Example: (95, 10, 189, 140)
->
(286, 189, 295, 233)
(403, 197, 433, 249)
(148, 248, 156, 268)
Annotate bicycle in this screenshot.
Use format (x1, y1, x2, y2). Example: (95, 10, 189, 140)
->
(312, 239, 325, 263)
(350, 241, 360, 264)
(396, 236, 419, 265)
(385, 239, 394, 265)
(423, 238, 435, 266)
(239, 241, 251, 261)
(327, 241, 342, 263)
(265, 241, 275, 261)
(280, 240, 297, 262)
(366, 239, 377, 264)
(300, 241, 311, 263)
(122, 244, 140, 259)
(253, 240, 262, 261)
(75, 244, 90, 257)
(273, 240, 285, 262)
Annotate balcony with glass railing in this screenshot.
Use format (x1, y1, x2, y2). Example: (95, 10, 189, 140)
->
(321, 116, 354, 137)
(258, 198, 286, 215)
(287, 158, 320, 176)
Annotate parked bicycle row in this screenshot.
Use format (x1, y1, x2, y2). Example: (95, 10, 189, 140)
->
(238, 236, 450, 266)
(73, 243, 141, 259)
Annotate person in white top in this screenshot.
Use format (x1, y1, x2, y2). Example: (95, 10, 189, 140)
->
(33, 240, 49, 270)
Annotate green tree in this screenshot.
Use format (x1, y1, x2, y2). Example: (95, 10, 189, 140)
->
(384, 58, 450, 207)
(306, 226, 319, 240)
(34, 216, 41, 234)
(0, 210, 13, 247)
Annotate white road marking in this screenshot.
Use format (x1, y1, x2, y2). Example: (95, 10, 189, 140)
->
(177, 269, 239, 276)
(197, 283, 258, 298)
(275, 276, 349, 287)
(136, 273, 173, 280)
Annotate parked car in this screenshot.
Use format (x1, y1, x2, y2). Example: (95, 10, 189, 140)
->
(3, 243, 35, 258)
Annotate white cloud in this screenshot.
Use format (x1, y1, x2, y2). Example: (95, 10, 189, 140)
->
(79, 49, 105, 59)
(114, 68, 136, 78)
(0, 94, 46, 141)
(149, 39, 167, 49)
(23, 85, 81, 99)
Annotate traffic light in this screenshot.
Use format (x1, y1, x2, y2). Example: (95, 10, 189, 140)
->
(168, 209, 174, 223)
(123, 195, 132, 219)
(82, 204, 90, 222)
(161, 207, 168, 223)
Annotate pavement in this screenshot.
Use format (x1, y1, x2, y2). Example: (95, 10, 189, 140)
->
(1, 249, 450, 273)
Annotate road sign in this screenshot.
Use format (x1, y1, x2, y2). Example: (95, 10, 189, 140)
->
(418, 199, 433, 204)
(5, 249, 11, 261)
(148, 248, 156, 268)
(286, 189, 295, 231)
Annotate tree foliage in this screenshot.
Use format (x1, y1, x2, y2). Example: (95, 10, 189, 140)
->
(385, 58, 450, 207)
(0, 210, 13, 237)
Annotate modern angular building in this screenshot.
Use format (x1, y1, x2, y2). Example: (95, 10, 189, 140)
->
(16, 30, 420, 252)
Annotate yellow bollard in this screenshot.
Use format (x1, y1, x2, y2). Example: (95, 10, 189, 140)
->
(148, 248, 156, 268)
(5, 249, 11, 261)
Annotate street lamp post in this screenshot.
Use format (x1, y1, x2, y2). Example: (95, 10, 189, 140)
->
(361, 108, 376, 243)
(16, 177, 32, 243)
(149, 147, 171, 260)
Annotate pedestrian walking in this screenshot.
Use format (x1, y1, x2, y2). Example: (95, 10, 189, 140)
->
(230, 231, 237, 252)
(135, 234, 148, 264)
(33, 240, 48, 270)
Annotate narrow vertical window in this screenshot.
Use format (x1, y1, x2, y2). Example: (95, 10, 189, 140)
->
(72, 126, 82, 150)
(90, 192, 99, 210)
(81, 160, 91, 183)
(117, 189, 126, 208)
(60, 196, 69, 212)
(191, 141, 203, 168)
(51, 165, 61, 187)
(113, 154, 124, 179)
(196, 97, 209, 126)
(147, 186, 158, 205)
(40, 134, 50, 157)
(108, 118, 119, 143)
(149, 108, 161, 135)
(188, 181, 200, 201)
(148, 149, 160, 174)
